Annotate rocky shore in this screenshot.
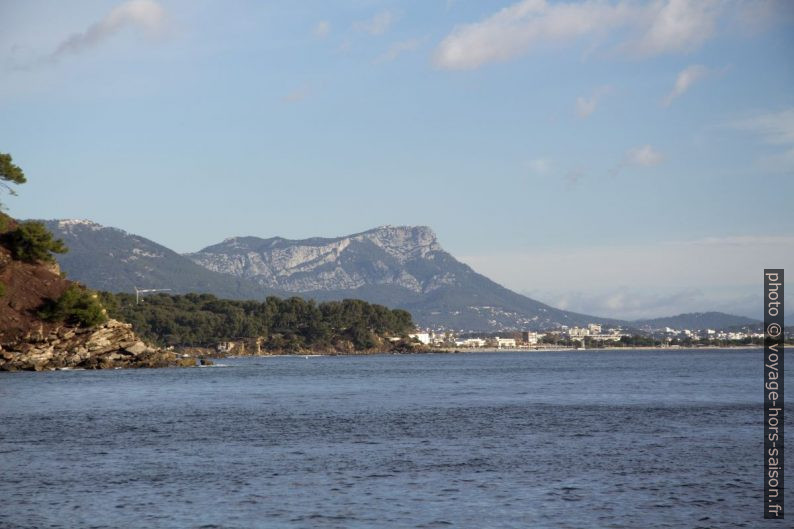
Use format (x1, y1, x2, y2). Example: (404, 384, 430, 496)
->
(0, 319, 194, 372)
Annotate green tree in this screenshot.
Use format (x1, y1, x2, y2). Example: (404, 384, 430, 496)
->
(0, 152, 26, 201)
(39, 284, 108, 327)
(0, 152, 26, 229)
(4, 221, 68, 263)
(99, 291, 415, 351)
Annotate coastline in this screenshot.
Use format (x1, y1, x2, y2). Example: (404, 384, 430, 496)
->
(433, 345, 765, 353)
(206, 344, 767, 361)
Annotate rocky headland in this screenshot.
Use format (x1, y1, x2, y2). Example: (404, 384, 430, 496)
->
(0, 319, 191, 371)
(0, 215, 189, 371)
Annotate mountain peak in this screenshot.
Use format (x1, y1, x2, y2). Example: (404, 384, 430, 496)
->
(49, 219, 128, 237)
(185, 225, 445, 294)
(358, 225, 441, 259)
(56, 218, 103, 230)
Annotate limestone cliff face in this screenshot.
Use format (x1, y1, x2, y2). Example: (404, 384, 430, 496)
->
(186, 226, 454, 293)
(0, 319, 182, 371)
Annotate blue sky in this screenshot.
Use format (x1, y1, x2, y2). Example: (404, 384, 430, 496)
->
(1, 0, 792, 319)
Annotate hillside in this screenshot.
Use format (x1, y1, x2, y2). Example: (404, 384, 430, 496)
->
(41, 219, 282, 299)
(186, 226, 629, 330)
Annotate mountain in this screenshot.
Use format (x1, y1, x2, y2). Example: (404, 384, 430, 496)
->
(185, 225, 622, 330)
(42, 220, 753, 331)
(41, 220, 282, 300)
(630, 312, 759, 331)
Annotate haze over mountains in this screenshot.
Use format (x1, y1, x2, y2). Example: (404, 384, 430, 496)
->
(42, 220, 757, 331)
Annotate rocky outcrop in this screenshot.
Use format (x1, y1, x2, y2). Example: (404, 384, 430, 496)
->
(0, 319, 190, 371)
(186, 225, 448, 293)
(0, 222, 190, 371)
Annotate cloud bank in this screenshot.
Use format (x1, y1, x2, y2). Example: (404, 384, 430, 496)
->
(433, 0, 765, 70)
(459, 235, 794, 319)
(732, 107, 794, 172)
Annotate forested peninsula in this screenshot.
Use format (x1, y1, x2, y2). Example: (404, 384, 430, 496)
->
(100, 292, 420, 355)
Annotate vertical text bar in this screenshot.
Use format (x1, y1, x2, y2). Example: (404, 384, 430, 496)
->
(764, 269, 784, 519)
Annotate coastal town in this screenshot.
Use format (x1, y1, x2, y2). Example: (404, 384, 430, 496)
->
(408, 323, 769, 350)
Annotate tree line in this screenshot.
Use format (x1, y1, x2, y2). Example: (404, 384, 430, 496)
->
(99, 292, 415, 351)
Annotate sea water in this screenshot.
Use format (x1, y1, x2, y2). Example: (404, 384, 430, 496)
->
(0, 349, 787, 528)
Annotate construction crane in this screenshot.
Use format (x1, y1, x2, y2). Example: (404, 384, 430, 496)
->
(134, 287, 172, 304)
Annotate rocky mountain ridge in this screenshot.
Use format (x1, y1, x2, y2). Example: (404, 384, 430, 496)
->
(187, 226, 452, 293)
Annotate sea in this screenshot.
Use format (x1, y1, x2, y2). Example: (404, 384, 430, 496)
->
(0, 349, 788, 528)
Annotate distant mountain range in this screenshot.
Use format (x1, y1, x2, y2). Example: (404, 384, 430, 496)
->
(41, 219, 759, 331)
(629, 312, 759, 331)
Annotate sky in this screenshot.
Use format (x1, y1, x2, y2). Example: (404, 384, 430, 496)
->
(1, 0, 792, 320)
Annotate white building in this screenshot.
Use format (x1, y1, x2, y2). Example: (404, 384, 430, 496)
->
(455, 338, 486, 348)
(587, 323, 602, 334)
(569, 327, 589, 338)
(521, 331, 540, 345)
(409, 333, 430, 345)
(496, 337, 517, 348)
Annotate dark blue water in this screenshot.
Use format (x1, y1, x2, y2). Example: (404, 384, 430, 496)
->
(0, 349, 788, 528)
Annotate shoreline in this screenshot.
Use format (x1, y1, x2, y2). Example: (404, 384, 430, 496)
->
(216, 344, 767, 360)
(433, 345, 765, 353)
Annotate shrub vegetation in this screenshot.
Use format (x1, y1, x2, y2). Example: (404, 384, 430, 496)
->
(39, 284, 108, 327)
(3, 221, 67, 263)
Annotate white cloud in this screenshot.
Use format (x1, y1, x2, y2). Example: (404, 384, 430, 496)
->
(51, 0, 166, 60)
(576, 85, 612, 118)
(531, 287, 712, 320)
(733, 108, 794, 146)
(355, 11, 396, 36)
(525, 286, 763, 321)
(375, 38, 422, 63)
(434, 0, 631, 70)
(732, 107, 794, 172)
(626, 144, 664, 166)
(433, 0, 774, 70)
(663, 64, 710, 106)
(459, 235, 794, 319)
(313, 20, 331, 39)
(630, 0, 721, 57)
